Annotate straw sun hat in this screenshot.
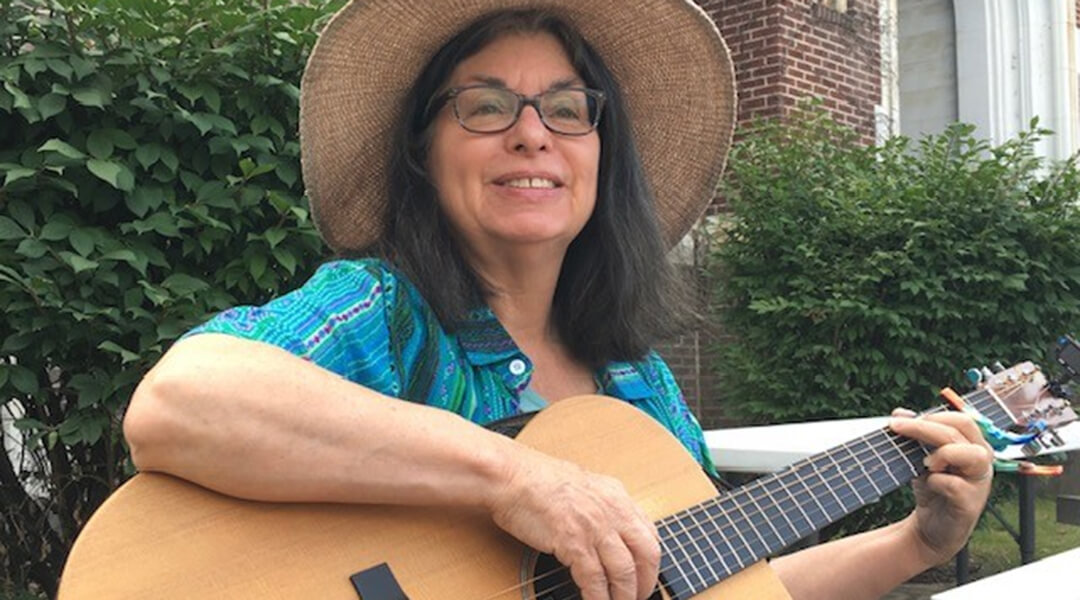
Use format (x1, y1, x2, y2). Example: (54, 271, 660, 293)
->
(299, 0, 736, 252)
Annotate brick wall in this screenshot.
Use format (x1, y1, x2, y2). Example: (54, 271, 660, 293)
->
(664, 0, 884, 429)
(696, 0, 882, 140)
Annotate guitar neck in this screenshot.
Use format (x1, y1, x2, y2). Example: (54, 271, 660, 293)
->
(655, 386, 1010, 600)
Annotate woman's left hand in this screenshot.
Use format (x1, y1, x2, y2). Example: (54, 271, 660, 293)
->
(889, 410, 995, 566)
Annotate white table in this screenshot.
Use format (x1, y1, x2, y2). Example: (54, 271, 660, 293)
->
(930, 547, 1080, 599)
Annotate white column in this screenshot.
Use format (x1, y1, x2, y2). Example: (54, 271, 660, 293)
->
(877, 0, 901, 144)
(954, 0, 1078, 160)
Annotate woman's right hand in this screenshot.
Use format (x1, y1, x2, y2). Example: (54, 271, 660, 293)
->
(487, 447, 660, 600)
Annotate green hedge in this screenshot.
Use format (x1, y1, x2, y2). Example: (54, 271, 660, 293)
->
(710, 106, 1080, 534)
(0, 1, 336, 595)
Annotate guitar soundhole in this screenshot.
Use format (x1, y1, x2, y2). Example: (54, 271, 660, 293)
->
(526, 553, 663, 600)
(529, 553, 578, 600)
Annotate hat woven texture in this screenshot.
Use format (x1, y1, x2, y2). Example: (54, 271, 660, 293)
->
(300, 0, 736, 252)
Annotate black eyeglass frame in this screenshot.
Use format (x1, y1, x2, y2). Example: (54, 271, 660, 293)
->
(427, 84, 606, 136)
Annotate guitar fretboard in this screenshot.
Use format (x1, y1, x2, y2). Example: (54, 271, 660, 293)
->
(656, 387, 1006, 600)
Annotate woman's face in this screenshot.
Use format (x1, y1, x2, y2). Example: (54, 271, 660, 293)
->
(427, 33, 601, 258)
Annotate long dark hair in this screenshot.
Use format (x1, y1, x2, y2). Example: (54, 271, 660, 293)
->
(368, 9, 690, 367)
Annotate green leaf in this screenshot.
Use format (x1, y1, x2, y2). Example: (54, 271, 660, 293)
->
(64, 252, 99, 273)
(251, 115, 272, 135)
(38, 138, 86, 159)
(160, 148, 179, 172)
(125, 186, 163, 217)
(107, 128, 138, 150)
(23, 59, 47, 78)
(10, 365, 37, 394)
(70, 228, 95, 256)
(101, 249, 137, 263)
(3, 167, 36, 186)
(14, 417, 46, 431)
(87, 130, 115, 159)
(87, 159, 135, 191)
(200, 84, 221, 113)
(272, 247, 297, 275)
(9, 200, 34, 230)
(246, 162, 277, 180)
(4, 82, 31, 110)
(72, 85, 110, 109)
(69, 56, 96, 79)
(265, 228, 287, 248)
(16, 238, 47, 258)
(143, 212, 180, 237)
(186, 111, 214, 135)
(40, 220, 74, 241)
(0, 216, 25, 240)
(135, 144, 161, 169)
(37, 93, 66, 119)
(98, 341, 140, 364)
(44, 175, 78, 197)
(162, 273, 209, 296)
(0, 366, 7, 390)
(203, 113, 237, 135)
(275, 162, 298, 187)
(16, 103, 41, 124)
(249, 252, 267, 280)
(46, 58, 73, 81)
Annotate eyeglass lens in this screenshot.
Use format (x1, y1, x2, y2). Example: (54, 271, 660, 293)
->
(453, 87, 600, 135)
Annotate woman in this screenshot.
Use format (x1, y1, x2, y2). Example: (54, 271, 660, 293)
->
(123, 2, 994, 599)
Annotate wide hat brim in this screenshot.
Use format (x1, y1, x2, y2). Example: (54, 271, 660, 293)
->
(300, 0, 736, 252)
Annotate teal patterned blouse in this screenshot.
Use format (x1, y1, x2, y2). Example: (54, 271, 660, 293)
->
(185, 258, 716, 474)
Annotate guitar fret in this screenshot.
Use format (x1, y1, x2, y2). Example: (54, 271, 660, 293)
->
(778, 468, 830, 530)
(884, 434, 920, 478)
(735, 486, 786, 551)
(839, 441, 884, 499)
(658, 523, 697, 599)
(681, 509, 720, 590)
(689, 504, 737, 578)
(861, 432, 903, 487)
(760, 476, 812, 538)
(700, 502, 748, 574)
(824, 449, 867, 507)
(724, 495, 772, 559)
(660, 520, 704, 591)
(805, 453, 857, 513)
(793, 462, 844, 524)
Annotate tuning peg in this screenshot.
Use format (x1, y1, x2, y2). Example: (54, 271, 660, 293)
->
(965, 368, 983, 387)
(992, 361, 1007, 373)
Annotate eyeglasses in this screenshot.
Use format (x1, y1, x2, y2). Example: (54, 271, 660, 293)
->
(429, 84, 605, 136)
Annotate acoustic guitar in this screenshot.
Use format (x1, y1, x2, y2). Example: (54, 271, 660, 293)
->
(57, 362, 1073, 599)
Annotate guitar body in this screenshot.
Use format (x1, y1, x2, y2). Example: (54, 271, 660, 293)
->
(58, 396, 791, 599)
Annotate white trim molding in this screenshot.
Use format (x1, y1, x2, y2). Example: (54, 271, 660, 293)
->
(954, 0, 1078, 160)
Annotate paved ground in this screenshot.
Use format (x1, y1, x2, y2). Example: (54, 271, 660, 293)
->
(882, 582, 953, 600)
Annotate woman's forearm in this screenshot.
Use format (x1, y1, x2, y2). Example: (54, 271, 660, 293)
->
(770, 515, 936, 600)
(124, 333, 517, 510)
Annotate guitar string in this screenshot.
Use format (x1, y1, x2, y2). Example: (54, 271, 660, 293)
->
(485, 384, 1016, 600)
(477, 382, 1021, 600)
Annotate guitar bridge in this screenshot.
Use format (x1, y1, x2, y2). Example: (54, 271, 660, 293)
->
(350, 563, 410, 600)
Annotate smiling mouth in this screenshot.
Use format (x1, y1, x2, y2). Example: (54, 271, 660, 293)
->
(494, 177, 563, 189)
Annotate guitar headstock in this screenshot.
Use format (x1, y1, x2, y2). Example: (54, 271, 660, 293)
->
(975, 361, 1077, 455)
